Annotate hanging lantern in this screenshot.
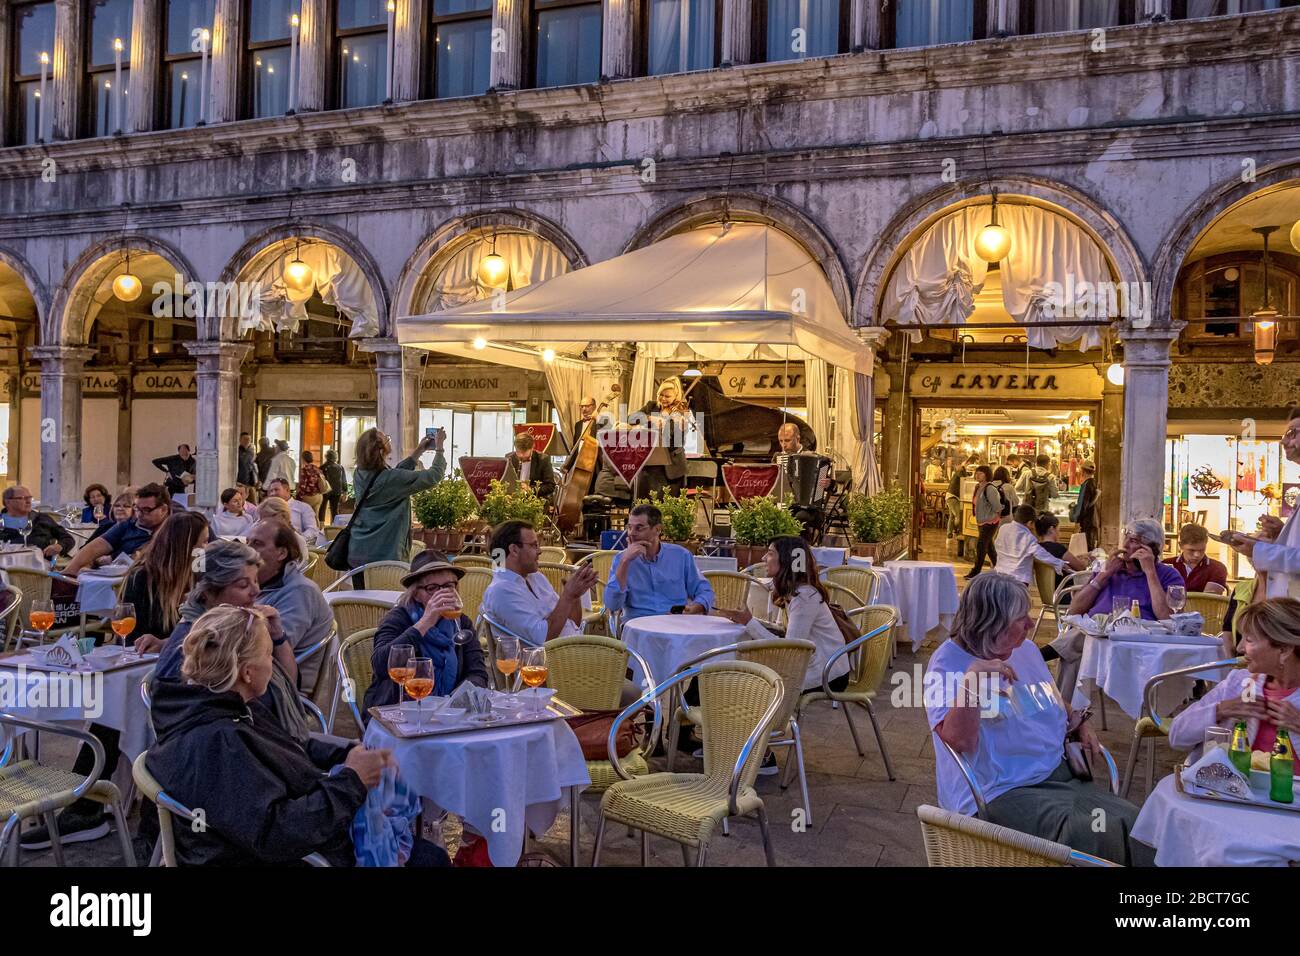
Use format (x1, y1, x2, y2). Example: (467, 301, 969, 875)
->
(112, 251, 142, 302)
(283, 239, 314, 294)
(472, 336, 488, 350)
(1106, 363, 1124, 386)
(477, 232, 509, 289)
(541, 348, 556, 363)
(1290, 219, 1300, 254)
(1252, 225, 1280, 367)
(974, 188, 1012, 263)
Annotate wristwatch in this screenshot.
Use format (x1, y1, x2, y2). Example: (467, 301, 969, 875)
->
(272, 634, 289, 647)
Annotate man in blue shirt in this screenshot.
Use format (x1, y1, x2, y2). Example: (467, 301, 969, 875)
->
(64, 483, 171, 576)
(604, 503, 714, 620)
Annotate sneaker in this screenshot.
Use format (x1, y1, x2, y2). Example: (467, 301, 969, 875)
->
(21, 810, 110, 851)
(757, 754, 780, 776)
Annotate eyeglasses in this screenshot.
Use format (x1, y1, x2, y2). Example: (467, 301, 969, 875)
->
(414, 581, 459, 595)
(1285, 427, 1299, 441)
(135, 503, 164, 516)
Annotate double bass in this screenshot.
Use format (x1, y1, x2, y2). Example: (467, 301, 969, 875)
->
(556, 394, 614, 536)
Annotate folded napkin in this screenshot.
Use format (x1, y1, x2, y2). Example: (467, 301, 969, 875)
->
(351, 765, 420, 867)
(34, 635, 84, 668)
(1170, 611, 1205, 636)
(1061, 614, 1107, 637)
(1182, 746, 1252, 801)
(442, 681, 496, 716)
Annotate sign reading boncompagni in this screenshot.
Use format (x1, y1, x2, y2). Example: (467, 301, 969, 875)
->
(421, 368, 526, 402)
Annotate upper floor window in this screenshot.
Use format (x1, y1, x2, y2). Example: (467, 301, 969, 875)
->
(760, 0, 845, 62)
(645, 0, 719, 75)
(890, 0, 984, 47)
(1027, 0, 1134, 33)
(164, 0, 216, 128)
(246, 0, 300, 117)
(85, 0, 133, 136)
(532, 0, 601, 88)
(9, 2, 55, 145)
(337, 0, 388, 108)
(1176, 0, 1295, 16)
(431, 0, 491, 97)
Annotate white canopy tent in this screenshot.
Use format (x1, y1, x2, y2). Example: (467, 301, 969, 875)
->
(398, 222, 880, 490)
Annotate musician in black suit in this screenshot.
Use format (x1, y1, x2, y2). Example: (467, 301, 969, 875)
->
(506, 433, 557, 501)
(561, 397, 599, 476)
(774, 423, 834, 540)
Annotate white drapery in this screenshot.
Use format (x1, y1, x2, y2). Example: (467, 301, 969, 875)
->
(544, 357, 593, 438)
(243, 244, 379, 338)
(1034, 0, 1120, 31)
(833, 365, 880, 495)
(805, 358, 831, 454)
(881, 202, 1111, 352)
(425, 232, 572, 312)
(629, 351, 657, 413)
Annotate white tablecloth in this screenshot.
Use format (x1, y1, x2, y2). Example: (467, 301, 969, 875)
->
(622, 614, 746, 686)
(812, 547, 847, 568)
(0, 654, 155, 761)
(882, 560, 960, 650)
(693, 555, 738, 574)
(76, 568, 129, 614)
(1132, 774, 1300, 866)
(364, 717, 589, 867)
(324, 589, 402, 606)
(0, 547, 47, 572)
(1077, 635, 1229, 719)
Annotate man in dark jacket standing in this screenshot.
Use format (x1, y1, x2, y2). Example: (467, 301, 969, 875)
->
(254, 437, 276, 494)
(152, 444, 196, 497)
(237, 432, 258, 488)
(1074, 461, 1100, 551)
(0, 486, 75, 558)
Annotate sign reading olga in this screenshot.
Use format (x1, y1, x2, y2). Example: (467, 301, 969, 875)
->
(911, 364, 1103, 402)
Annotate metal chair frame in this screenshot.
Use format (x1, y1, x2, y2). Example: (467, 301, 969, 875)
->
(938, 735, 1119, 821)
(331, 627, 379, 731)
(916, 803, 1120, 868)
(0, 586, 22, 653)
(321, 560, 410, 594)
(7, 568, 109, 650)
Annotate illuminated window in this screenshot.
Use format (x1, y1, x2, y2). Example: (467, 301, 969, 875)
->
(85, 0, 133, 136)
(532, 0, 600, 88)
(247, 0, 300, 117)
(337, 0, 389, 107)
(431, 0, 491, 98)
(9, 2, 55, 144)
(165, 0, 216, 127)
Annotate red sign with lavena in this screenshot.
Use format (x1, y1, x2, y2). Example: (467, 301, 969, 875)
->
(459, 457, 509, 503)
(723, 464, 781, 503)
(597, 426, 659, 488)
(513, 422, 557, 455)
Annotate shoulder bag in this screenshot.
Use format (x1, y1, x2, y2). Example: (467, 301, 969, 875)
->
(324, 470, 380, 572)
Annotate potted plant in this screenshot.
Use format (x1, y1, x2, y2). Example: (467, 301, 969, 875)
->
(412, 477, 479, 552)
(636, 488, 699, 552)
(845, 486, 911, 562)
(728, 495, 804, 567)
(477, 479, 547, 530)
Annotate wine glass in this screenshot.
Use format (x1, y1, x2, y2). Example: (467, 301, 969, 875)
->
(92, 503, 105, 523)
(495, 635, 521, 701)
(405, 657, 435, 730)
(29, 599, 55, 642)
(110, 603, 136, 647)
(1167, 584, 1187, 615)
(519, 645, 549, 715)
(440, 592, 464, 622)
(387, 645, 414, 722)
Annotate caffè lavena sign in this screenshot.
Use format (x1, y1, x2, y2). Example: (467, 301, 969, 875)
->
(912, 365, 1103, 401)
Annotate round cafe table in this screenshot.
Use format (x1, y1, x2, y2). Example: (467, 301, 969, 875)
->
(621, 614, 746, 685)
(882, 560, 960, 651)
(1077, 633, 1230, 719)
(1132, 774, 1300, 866)
(364, 717, 589, 867)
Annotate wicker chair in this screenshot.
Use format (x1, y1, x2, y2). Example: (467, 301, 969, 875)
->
(0, 715, 134, 866)
(131, 752, 329, 867)
(665, 638, 816, 823)
(824, 581, 866, 613)
(333, 627, 378, 730)
(536, 562, 576, 596)
(304, 548, 343, 591)
(1120, 655, 1243, 799)
(702, 571, 759, 613)
(574, 550, 619, 610)
(916, 804, 1118, 867)
(323, 525, 344, 542)
(294, 621, 338, 698)
(539, 546, 567, 564)
(593, 660, 785, 867)
(457, 567, 493, 621)
(544, 634, 662, 866)
(322, 560, 410, 594)
(451, 554, 493, 569)
(1185, 592, 1230, 635)
(823, 566, 879, 606)
(0, 586, 22, 653)
(325, 602, 390, 729)
(741, 562, 767, 577)
(939, 736, 1119, 819)
(6, 567, 103, 647)
(797, 606, 899, 779)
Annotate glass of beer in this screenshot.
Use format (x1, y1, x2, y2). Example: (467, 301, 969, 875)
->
(387, 645, 415, 721)
(29, 599, 55, 638)
(111, 603, 136, 645)
(519, 645, 549, 714)
(404, 657, 435, 729)
(495, 636, 521, 701)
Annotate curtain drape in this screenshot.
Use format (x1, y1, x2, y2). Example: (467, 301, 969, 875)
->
(894, 0, 974, 47)
(426, 232, 571, 312)
(544, 357, 593, 439)
(244, 244, 379, 338)
(833, 365, 880, 495)
(766, 0, 838, 60)
(629, 349, 658, 413)
(883, 205, 990, 343)
(1034, 0, 1120, 31)
(805, 358, 831, 454)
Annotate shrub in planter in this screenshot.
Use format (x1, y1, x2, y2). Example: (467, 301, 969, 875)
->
(730, 495, 804, 546)
(846, 487, 911, 558)
(412, 477, 478, 530)
(636, 488, 697, 543)
(477, 480, 547, 529)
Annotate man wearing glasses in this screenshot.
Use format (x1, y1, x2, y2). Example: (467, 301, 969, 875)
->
(0, 486, 74, 558)
(64, 483, 172, 576)
(1230, 407, 1300, 600)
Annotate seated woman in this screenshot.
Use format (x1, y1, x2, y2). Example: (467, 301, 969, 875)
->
(209, 487, 258, 538)
(122, 511, 210, 654)
(927, 572, 1153, 865)
(1033, 512, 1090, 588)
(362, 550, 489, 721)
(148, 604, 444, 866)
(81, 483, 111, 524)
(257, 495, 310, 557)
(1170, 598, 1300, 761)
(87, 490, 134, 543)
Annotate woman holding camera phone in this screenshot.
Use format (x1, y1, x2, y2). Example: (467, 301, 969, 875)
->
(346, 427, 447, 572)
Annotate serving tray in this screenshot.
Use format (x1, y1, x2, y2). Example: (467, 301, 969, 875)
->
(1174, 761, 1300, 815)
(368, 693, 583, 739)
(0, 651, 158, 674)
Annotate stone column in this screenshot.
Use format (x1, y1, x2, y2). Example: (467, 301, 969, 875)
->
(1099, 363, 1124, 550)
(127, 0, 161, 131)
(601, 0, 635, 80)
(488, 0, 523, 91)
(1117, 325, 1179, 528)
(187, 342, 252, 510)
(297, 0, 333, 112)
(29, 346, 95, 508)
(1140, 0, 1172, 21)
(719, 0, 752, 67)
(209, 0, 243, 123)
(362, 339, 424, 464)
(392, 0, 428, 101)
(585, 343, 634, 422)
(856, 327, 890, 488)
(51, 0, 83, 140)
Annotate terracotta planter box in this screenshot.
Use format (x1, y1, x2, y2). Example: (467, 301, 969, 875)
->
(415, 529, 469, 553)
(851, 534, 906, 564)
(670, 539, 700, 555)
(731, 543, 769, 568)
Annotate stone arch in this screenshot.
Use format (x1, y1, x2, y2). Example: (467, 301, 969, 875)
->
(50, 234, 201, 345)
(218, 221, 390, 340)
(1150, 160, 1300, 323)
(854, 176, 1150, 329)
(393, 209, 589, 319)
(625, 192, 854, 322)
(0, 244, 51, 339)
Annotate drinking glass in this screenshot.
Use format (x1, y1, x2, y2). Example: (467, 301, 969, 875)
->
(405, 657, 435, 730)
(1167, 584, 1187, 615)
(1111, 596, 1128, 619)
(92, 504, 105, 522)
(1203, 726, 1232, 756)
(440, 593, 464, 622)
(519, 645, 549, 715)
(495, 636, 521, 701)
(387, 645, 415, 722)
(111, 602, 136, 645)
(29, 599, 55, 638)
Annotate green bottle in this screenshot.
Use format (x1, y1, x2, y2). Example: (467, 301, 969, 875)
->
(1230, 721, 1253, 776)
(1270, 728, 1294, 804)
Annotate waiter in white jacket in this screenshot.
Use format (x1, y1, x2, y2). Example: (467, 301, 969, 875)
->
(1230, 407, 1300, 599)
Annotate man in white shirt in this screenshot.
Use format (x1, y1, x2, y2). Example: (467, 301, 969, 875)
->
(266, 477, 327, 547)
(480, 519, 596, 645)
(994, 505, 1067, 587)
(262, 440, 297, 492)
(1232, 406, 1300, 599)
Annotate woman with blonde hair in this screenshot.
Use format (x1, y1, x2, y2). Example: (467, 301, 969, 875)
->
(258, 495, 308, 556)
(1170, 598, 1300, 759)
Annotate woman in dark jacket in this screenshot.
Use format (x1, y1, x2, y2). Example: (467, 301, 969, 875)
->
(147, 604, 393, 866)
(363, 550, 489, 721)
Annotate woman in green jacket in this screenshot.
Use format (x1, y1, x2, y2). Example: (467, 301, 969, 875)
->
(348, 427, 447, 572)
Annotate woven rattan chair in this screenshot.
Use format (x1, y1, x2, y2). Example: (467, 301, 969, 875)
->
(1120, 655, 1243, 799)
(939, 736, 1120, 821)
(574, 550, 618, 610)
(6, 567, 102, 647)
(593, 660, 784, 867)
(325, 601, 390, 728)
(0, 586, 22, 653)
(797, 606, 899, 779)
(0, 715, 134, 867)
(457, 567, 493, 621)
(451, 554, 493, 569)
(305, 548, 343, 591)
(322, 560, 410, 593)
(332, 627, 378, 730)
(1184, 592, 1230, 635)
(741, 562, 767, 577)
(824, 581, 866, 613)
(916, 804, 1118, 867)
(293, 621, 338, 698)
(544, 634, 662, 866)
(536, 562, 577, 597)
(665, 638, 816, 821)
(702, 570, 759, 613)
(539, 546, 567, 564)
(823, 566, 879, 606)
(324, 525, 343, 542)
(1036, 568, 1093, 639)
